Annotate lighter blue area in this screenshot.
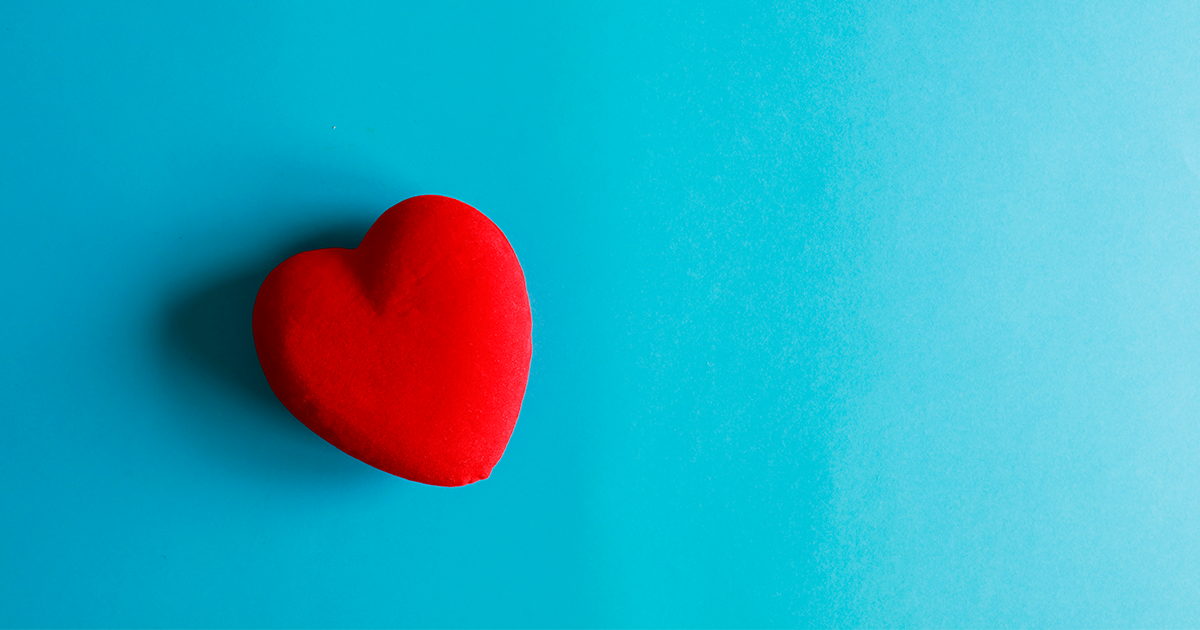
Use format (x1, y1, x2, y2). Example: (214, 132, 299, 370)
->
(4, 1, 1200, 627)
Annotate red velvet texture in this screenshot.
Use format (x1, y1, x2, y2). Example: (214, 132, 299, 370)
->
(252, 196, 532, 486)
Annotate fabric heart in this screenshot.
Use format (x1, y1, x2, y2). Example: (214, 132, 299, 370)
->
(252, 195, 532, 486)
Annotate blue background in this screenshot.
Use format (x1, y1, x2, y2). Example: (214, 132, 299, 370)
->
(4, 1, 1200, 627)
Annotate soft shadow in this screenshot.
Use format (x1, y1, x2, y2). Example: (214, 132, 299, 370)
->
(165, 269, 283, 408)
(160, 219, 378, 481)
(163, 224, 368, 408)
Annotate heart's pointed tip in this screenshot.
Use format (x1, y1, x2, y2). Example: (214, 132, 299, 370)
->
(446, 466, 494, 488)
(408, 472, 492, 488)
(374, 459, 494, 488)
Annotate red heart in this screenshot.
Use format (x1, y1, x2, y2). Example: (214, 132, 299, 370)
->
(252, 195, 532, 486)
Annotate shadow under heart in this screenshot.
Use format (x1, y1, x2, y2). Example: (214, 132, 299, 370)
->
(159, 218, 380, 482)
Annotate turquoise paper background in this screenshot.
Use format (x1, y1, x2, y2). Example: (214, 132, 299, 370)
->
(4, 1, 1200, 627)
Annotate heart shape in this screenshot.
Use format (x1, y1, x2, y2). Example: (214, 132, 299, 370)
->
(252, 195, 532, 486)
